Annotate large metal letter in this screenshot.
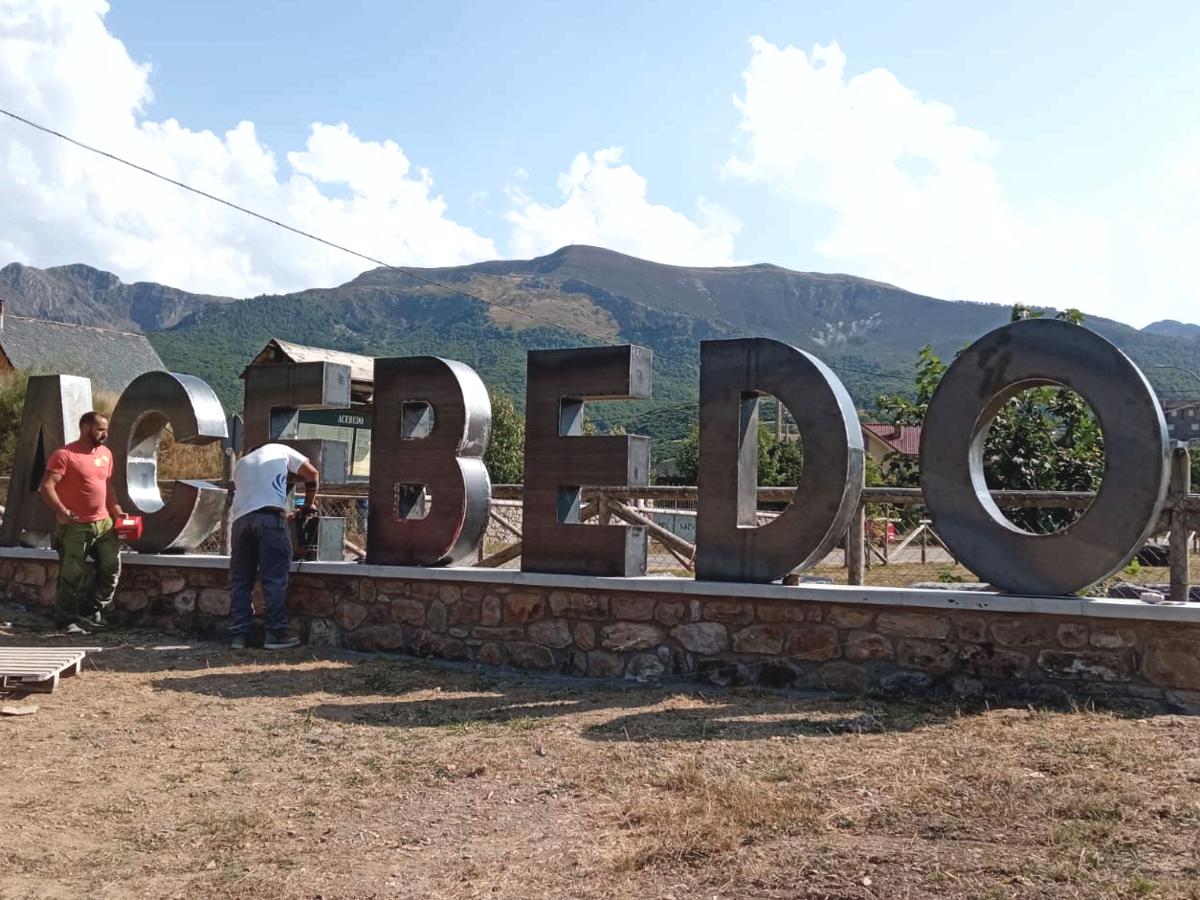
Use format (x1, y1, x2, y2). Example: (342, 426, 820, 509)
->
(921, 318, 1170, 595)
(522, 345, 652, 576)
(242, 362, 353, 483)
(695, 339, 864, 583)
(109, 372, 229, 553)
(0, 375, 93, 547)
(366, 356, 492, 566)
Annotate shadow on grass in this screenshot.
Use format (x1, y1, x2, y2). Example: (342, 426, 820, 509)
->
(149, 648, 974, 738)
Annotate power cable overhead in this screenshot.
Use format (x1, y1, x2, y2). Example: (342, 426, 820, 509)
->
(0, 106, 935, 388)
(0, 106, 613, 342)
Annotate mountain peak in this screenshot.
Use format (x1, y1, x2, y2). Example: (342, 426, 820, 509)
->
(1143, 319, 1200, 339)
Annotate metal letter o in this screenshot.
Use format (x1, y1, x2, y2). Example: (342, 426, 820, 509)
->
(920, 318, 1170, 595)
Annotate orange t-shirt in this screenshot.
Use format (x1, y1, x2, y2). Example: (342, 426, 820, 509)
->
(44, 441, 114, 523)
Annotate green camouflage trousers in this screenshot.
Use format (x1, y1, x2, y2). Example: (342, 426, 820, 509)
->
(53, 518, 120, 622)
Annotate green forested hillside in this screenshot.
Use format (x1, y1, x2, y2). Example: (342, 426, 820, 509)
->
(6, 245, 1200, 463)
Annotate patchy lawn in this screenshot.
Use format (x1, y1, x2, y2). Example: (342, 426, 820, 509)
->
(3, 612, 1200, 900)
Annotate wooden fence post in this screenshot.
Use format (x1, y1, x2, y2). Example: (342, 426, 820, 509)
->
(1170, 442, 1192, 604)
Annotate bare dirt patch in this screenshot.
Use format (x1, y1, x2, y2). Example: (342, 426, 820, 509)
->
(3, 613, 1200, 899)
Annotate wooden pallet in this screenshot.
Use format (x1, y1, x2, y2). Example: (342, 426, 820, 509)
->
(0, 648, 89, 693)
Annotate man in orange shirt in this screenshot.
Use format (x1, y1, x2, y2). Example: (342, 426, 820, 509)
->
(40, 411, 126, 631)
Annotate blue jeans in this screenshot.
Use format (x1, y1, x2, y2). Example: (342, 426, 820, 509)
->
(229, 509, 293, 636)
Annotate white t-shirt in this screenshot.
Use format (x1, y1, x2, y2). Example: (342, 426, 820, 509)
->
(229, 443, 309, 523)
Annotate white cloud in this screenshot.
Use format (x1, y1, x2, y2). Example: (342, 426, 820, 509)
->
(0, 0, 496, 297)
(724, 38, 1175, 323)
(507, 147, 741, 266)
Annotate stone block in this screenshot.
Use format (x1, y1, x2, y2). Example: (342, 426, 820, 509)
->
(565, 650, 588, 675)
(198, 588, 230, 616)
(879, 670, 936, 694)
(549, 591, 609, 619)
(473, 626, 528, 641)
(896, 639, 958, 674)
(359, 579, 377, 604)
(845, 630, 893, 661)
(38, 581, 57, 606)
(481, 594, 502, 626)
(958, 644, 1030, 679)
(505, 592, 546, 623)
(449, 601, 477, 626)
(528, 618, 573, 649)
(288, 586, 335, 618)
(671, 622, 728, 654)
(653, 601, 686, 626)
(438, 584, 462, 603)
(732, 625, 785, 655)
(411, 629, 450, 656)
(702, 600, 754, 625)
(815, 661, 866, 693)
(427, 600, 448, 633)
(410, 581, 439, 601)
(757, 659, 803, 688)
(391, 597, 426, 627)
(306, 618, 341, 647)
(1039, 649, 1132, 682)
(877, 612, 951, 639)
(1143, 639, 1200, 690)
(1057, 622, 1089, 650)
(574, 623, 596, 651)
(952, 616, 990, 644)
(990, 619, 1056, 647)
(601, 622, 665, 652)
(626, 653, 665, 682)
(7, 582, 39, 605)
(477, 642, 503, 666)
(375, 579, 411, 598)
(1089, 627, 1138, 650)
(611, 594, 655, 621)
(586, 650, 625, 678)
(335, 601, 368, 631)
(784, 625, 840, 662)
(160, 574, 187, 594)
(173, 590, 197, 615)
(14, 562, 46, 586)
(344, 623, 406, 651)
(756, 603, 821, 624)
(828, 606, 875, 628)
(118, 590, 150, 612)
(461, 585, 486, 602)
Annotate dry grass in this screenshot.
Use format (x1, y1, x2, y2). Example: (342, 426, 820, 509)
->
(3, 611, 1200, 899)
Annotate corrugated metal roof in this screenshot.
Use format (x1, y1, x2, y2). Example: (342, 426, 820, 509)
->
(0, 315, 164, 393)
(243, 338, 375, 384)
(862, 422, 922, 457)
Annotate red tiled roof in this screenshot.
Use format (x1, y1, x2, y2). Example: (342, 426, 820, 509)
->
(862, 422, 922, 456)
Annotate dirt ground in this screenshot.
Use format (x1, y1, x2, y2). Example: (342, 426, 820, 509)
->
(3, 611, 1200, 900)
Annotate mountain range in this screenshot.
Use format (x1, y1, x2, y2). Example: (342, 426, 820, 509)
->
(4, 246, 1200, 452)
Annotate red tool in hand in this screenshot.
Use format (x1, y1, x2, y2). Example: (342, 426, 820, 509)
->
(114, 515, 144, 542)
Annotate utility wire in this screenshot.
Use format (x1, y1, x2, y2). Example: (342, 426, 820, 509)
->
(0, 106, 613, 341)
(0, 106, 977, 390)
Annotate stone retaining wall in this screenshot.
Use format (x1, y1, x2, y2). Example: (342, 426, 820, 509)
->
(4, 550, 1200, 713)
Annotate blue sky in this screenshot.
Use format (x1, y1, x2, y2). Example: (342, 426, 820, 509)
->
(3, 0, 1200, 326)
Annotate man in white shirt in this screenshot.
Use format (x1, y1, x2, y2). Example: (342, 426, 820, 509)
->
(227, 443, 320, 650)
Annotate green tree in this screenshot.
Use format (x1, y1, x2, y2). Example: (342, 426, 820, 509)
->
(873, 306, 1105, 532)
(483, 392, 525, 484)
(0, 370, 31, 476)
(672, 421, 804, 487)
